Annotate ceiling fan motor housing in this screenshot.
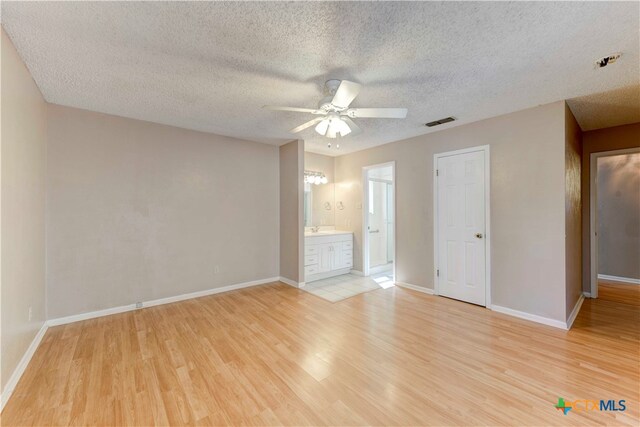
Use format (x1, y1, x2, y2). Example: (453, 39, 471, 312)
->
(324, 79, 342, 96)
(318, 80, 348, 112)
(318, 96, 336, 112)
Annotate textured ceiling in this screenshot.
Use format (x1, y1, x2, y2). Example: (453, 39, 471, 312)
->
(2, 1, 639, 156)
(567, 84, 640, 131)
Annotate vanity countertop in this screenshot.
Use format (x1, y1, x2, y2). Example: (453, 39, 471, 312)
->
(304, 230, 353, 237)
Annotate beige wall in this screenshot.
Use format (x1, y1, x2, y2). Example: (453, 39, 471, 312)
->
(279, 140, 303, 283)
(1, 29, 47, 391)
(581, 123, 640, 291)
(304, 152, 335, 227)
(335, 101, 569, 321)
(305, 152, 335, 183)
(596, 153, 640, 280)
(564, 104, 582, 318)
(46, 104, 279, 318)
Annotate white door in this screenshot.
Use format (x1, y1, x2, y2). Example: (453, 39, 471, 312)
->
(436, 149, 487, 306)
(368, 180, 388, 267)
(386, 183, 394, 263)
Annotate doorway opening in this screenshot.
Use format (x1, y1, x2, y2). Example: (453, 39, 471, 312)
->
(363, 162, 395, 283)
(589, 148, 640, 300)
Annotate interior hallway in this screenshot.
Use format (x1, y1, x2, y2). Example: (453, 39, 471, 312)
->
(2, 283, 638, 426)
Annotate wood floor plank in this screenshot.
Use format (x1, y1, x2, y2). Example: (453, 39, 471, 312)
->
(2, 281, 638, 426)
(599, 281, 640, 307)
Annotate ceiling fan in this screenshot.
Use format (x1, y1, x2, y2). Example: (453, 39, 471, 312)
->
(264, 79, 408, 148)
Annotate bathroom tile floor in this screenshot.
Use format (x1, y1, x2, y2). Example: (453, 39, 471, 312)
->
(302, 271, 395, 302)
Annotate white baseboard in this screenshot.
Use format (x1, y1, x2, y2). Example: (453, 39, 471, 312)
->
(490, 305, 567, 330)
(1, 322, 48, 411)
(278, 276, 304, 288)
(143, 276, 280, 308)
(566, 294, 585, 330)
(397, 284, 572, 330)
(349, 269, 364, 277)
(583, 291, 592, 298)
(395, 282, 435, 295)
(47, 276, 280, 327)
(47, 302, 138, 327)
(597, 274, 640, 285)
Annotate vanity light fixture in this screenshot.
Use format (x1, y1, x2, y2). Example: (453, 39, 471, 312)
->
(304, 170, 328, 185)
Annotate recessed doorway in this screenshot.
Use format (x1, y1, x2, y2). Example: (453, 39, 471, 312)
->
(362, 162, 396, 281)
(589, 148, 640, 298)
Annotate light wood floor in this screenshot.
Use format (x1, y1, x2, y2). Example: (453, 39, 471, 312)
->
(2, 282, 638, 426)
(598, 280, 640, 307)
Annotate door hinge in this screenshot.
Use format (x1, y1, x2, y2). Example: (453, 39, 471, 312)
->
(436, 169, 439, 177)
(437, 269, 439, 277)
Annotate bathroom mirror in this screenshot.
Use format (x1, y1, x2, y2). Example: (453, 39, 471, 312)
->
(304, 181, 335, 227)
(304, 152, 336, 228)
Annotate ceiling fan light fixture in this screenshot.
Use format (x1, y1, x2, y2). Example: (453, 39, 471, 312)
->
(269, 79, 407, 145)
(317, 117, 351, 138)
(334, 118, 351, 136)
(315, 119, 329, 136)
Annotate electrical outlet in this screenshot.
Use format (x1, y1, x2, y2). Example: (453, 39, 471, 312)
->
(135, 302, 143, 309)
(214, 265, 220, 274)
(28, 307, 33, 322)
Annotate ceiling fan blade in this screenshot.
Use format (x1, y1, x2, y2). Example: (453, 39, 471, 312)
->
(345, 108, 408, 119)
(342, 117, 362, 136)
(263, 106, 322, 114)
(331, 80, 362, 109)
(289, 117, 324, 133)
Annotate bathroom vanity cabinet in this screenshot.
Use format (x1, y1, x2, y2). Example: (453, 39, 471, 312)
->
(304, 231, 353, 282)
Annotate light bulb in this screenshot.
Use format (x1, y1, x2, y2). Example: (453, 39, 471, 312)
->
(315, 120, 329, 136)
(314, 176, 322, 185)
(335, 118, 351, 136)
(321, 176, 328, 184)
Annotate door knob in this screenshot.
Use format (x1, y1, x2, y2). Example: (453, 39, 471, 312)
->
(475, 233, 483, 239)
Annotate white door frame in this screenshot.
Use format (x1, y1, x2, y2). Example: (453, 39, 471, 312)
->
(362, 161, 396, 281)
(433, 145, 491, 307)
(589, 147, 640, 298)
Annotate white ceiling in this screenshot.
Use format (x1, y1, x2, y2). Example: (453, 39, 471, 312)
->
(2, 2, 639, 156)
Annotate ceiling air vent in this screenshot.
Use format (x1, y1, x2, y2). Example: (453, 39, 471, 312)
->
(425, 117, 456, 127)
